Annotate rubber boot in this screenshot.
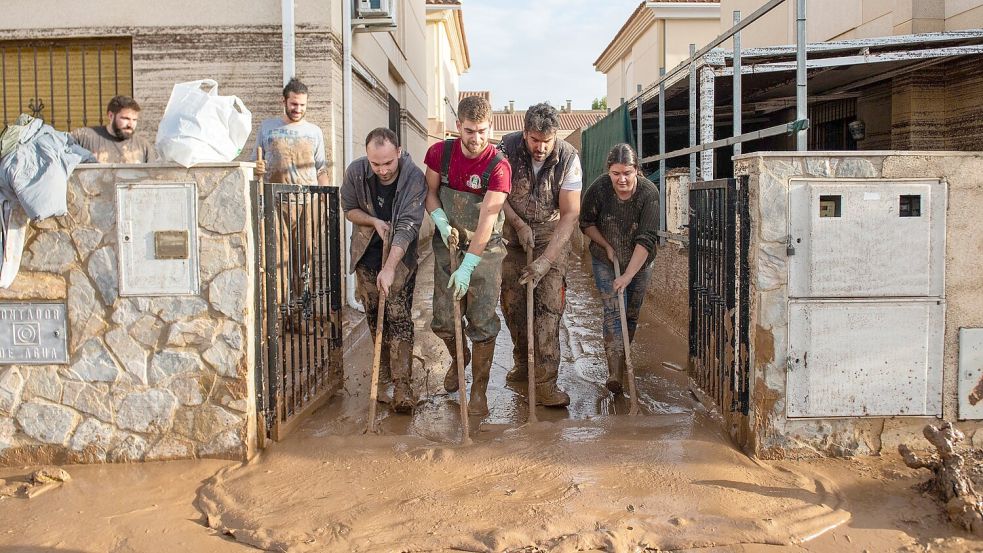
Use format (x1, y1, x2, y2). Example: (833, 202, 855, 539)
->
(505, 350, 528, 383)
(442, 337, 471, 393)
(534, 355, 570, 408)
(390, 340, 415, 414)
(605, 348, 626, 396)
(375, 337, 392, 404)
(468, 337, 495, 416)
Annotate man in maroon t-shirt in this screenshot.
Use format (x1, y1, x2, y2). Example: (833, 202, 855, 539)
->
(423, 96, 512, 416)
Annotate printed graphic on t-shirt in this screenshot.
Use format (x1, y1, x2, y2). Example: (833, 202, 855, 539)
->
(423, 140, 512, 196)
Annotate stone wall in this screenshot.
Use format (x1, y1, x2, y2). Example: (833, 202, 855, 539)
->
(646, 242, 689, 340)
(0, 163, 257, 465)
(734, 152, 983, 459)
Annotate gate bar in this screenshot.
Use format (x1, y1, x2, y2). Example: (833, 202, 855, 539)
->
(262, 180, 281, 439)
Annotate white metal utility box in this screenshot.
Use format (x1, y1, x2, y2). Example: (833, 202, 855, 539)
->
(787, 179, 946, 298)
(117, 182, 200, 296)
(785, 178, 946, 418)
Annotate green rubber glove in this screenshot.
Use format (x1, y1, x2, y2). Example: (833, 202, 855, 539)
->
(448, 253, 481, 300)
(430, 208, 451, 247)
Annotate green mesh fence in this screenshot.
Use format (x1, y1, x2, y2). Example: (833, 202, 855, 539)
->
(580, 104, 637, 189)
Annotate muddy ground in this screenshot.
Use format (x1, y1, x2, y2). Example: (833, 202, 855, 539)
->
(1, 254, 981, 552)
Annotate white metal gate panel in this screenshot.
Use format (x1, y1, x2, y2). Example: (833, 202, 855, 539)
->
(787, 178, 946, 298)
(787, 299, 944, 418)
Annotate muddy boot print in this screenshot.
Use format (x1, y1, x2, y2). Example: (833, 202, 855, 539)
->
(468, 337, 495, 416)
(605, 348, 626, 396)
(390, 340, 415, 414)
(442, 337, 470, 393)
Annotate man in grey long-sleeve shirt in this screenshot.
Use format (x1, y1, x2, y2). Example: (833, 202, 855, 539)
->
(340, 128, 426, 413)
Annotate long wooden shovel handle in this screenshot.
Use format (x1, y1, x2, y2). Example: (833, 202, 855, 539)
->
(256, 146, 265, 183)
(366, 236, 391, 434)
(526, 246, 537, 423)
(614, 259, 641, 416)
(449, 229, 472, 445)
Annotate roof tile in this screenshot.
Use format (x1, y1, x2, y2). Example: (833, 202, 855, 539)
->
(492, 111, 608, 133)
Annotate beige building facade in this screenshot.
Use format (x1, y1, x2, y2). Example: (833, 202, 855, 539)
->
(594, 1, 721, 107)
(425, 0, 470, 143)
(719, 0, 983, 48)
(0, 0, 431, 177)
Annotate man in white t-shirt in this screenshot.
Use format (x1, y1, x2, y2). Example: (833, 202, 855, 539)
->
(254, 78, 330, 186)
(497, 102, 583, 408)
(254, 78, 331, 331)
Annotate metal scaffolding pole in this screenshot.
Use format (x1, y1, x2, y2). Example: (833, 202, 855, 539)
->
(689, 43, 697, 183)
(636, 83, 643, 158)
(658, 67, 666, 242)
(796, 0, 808, 151)
(732, 11, 743, 157)
(699, 64, 715, 180)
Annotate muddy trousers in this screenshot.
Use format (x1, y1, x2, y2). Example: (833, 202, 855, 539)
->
(500, 243, 567, 387)
(430, 235, 505, 343)
(355, 264, 417, 408)
(431, 235, 504, 415)
(590, 256, 654, 390)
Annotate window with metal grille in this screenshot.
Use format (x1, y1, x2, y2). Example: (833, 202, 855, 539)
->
(0, 37, 133, 132)
(388, 93, 402, 147)
(808, 98, 858, 151)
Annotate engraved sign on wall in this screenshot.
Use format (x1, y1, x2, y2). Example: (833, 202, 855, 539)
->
(0, 303, 69, 364)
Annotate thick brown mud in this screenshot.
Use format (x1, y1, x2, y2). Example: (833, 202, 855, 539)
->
(0, 459, 246, 552)
(1, 254, 980, 552)
(194, 255, 980, 552)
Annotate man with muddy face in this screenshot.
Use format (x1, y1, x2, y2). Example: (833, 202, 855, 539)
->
(253, 78, 331, 330)
(497, 103, 583, 408)
(70, 95, 158, 163)
(423, 95, 512, 416)
(341, 128, 427, 413)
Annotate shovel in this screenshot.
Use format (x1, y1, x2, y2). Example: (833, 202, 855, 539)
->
(525, 246, 537, 424)
(613, 259, 641, 416)
(365, 235, 391, 434)
(448, 229, 472, 445)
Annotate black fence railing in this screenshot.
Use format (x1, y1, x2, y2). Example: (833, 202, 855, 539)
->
(255, 182, 343, 442)
(688, 177, 750, 415)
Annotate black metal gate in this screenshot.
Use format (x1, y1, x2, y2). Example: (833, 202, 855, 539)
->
(688, 177, 751, 415)
(254, 182, 343, 442)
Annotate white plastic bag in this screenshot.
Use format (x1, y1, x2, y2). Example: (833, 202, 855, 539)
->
(155, 79, 252, 167)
